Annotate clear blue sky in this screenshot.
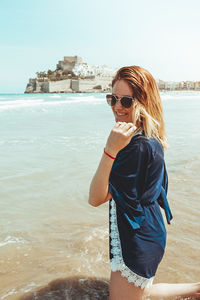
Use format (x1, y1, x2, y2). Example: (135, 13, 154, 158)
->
(0, 0, 200, 93)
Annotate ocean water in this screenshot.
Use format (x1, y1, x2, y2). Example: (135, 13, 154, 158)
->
(0, 92, 200, 299)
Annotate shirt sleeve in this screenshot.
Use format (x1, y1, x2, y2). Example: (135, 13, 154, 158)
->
(109, 138, 151, 229)
(157, 163, 173, 224)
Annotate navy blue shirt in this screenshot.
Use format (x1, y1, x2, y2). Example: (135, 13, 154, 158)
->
(109, 133, 173, 279)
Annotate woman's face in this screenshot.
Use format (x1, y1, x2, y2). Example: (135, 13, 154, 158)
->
(112, 79, 134, 123)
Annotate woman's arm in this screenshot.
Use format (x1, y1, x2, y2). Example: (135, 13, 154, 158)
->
(89, 122, 136, 207)
(89, 151, 115, 207)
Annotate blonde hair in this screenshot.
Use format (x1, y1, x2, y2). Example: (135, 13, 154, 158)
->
(112, 66, 169, 150)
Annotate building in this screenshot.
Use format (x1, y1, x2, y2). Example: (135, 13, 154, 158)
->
(56, 56, 86, 73)
(194, 81, 200, 90)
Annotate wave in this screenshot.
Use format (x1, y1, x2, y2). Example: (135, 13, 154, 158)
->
(1, 92, 200, 111)
(50, 95, 61, 98)
(1, 282, 41, 300)
(0, 99, 45, 111)
(0, 235, 27, 247)
(0, 95, 105, 111)
(161, 91, 200, 101)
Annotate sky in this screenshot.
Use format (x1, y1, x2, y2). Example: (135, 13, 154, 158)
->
(0, 0, 200, 93)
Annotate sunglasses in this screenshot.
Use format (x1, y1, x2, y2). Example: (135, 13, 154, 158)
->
(106, 94, 135, 108)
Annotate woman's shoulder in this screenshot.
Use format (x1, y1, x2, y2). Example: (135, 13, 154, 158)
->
(129, 132, 164, 158)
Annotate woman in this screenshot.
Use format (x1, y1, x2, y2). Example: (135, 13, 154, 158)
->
(89, 66, 200, 299)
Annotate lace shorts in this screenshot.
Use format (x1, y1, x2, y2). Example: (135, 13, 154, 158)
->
(109, 199, 166, 289)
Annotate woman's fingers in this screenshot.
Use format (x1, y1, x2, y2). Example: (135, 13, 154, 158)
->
(126, 125, 137, 136)
(114, 122, 137, 137)
(117, 122, 136, 133)
(115, 122, 123, 128)
(116, 122, 134, 129)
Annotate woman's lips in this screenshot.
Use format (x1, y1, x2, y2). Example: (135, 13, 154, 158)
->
(115, 112, 127, 116)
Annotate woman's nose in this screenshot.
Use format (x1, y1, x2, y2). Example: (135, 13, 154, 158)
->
(114, 99, 123, 109)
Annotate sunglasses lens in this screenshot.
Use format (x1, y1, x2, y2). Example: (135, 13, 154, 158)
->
(111, 95, 117, 106)
(121, 97, 133, 108)
(106, 95, 116, 106)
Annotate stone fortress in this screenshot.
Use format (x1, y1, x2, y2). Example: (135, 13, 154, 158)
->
(25, 56, 115, 93)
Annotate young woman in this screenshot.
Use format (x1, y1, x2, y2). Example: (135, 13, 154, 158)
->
(89, 66, 200, 299)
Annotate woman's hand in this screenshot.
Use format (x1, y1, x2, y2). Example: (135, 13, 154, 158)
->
(105, 122, 137, 157)
(89, 122, 136, 207)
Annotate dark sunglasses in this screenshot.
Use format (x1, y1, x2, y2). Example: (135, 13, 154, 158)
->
(106, 94, 134, 108)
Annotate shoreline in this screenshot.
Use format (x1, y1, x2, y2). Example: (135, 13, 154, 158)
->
(1, 90, 200, 95)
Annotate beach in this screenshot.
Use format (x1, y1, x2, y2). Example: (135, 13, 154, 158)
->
(0, 92, 200, 299)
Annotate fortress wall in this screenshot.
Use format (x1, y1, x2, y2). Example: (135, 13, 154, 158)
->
(29, 78, 36, 84)
(25, 75, 113, 93)
(48, 79, 71, 92)
(61, 62, 75, 71)
(71, 80, 79, 92)
(42, 82, 50, 93)
(78, 79, 96, 91)
(35, 81, 43, 93)
(93, 76, 112, 88)
(64, 56, 77, 62)
(71, 77, 113, 92)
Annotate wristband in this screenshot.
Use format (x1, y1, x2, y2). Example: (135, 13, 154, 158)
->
(104, 148, 116, 160)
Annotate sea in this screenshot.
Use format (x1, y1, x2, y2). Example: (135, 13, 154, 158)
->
(0, 92, 200, 300)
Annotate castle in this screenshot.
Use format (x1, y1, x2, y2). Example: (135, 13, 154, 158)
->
(25, 56, 115, 93)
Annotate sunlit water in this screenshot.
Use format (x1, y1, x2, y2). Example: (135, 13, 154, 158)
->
(0, 92, 200, 299)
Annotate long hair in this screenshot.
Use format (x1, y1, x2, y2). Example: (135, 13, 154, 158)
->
(112, 66, 168, 150)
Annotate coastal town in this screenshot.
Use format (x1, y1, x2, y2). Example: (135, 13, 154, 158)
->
(25, 56, 200, 93)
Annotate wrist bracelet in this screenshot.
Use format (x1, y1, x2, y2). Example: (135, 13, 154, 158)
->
(104, 148, 116, 160)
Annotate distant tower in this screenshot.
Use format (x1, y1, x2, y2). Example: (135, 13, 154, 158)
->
(57, 56, 85, 72)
